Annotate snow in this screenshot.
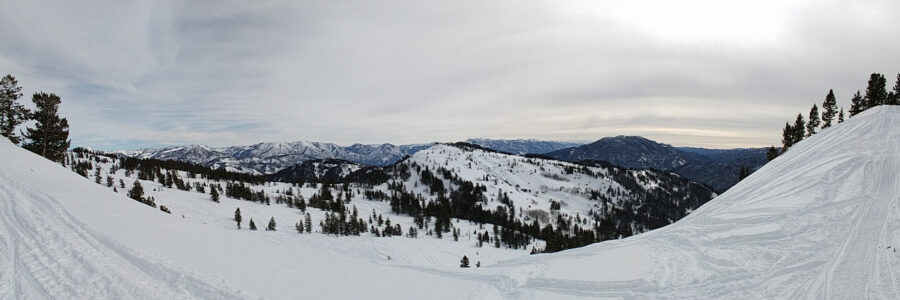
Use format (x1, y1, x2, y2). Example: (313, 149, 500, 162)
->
(2, 106, 900, 298)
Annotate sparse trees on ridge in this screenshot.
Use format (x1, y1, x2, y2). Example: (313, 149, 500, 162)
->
(779, 72, 899, 155)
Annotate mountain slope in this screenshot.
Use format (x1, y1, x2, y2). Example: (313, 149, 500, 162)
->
(547, 136, 699, 170)
(465, 138, 584, 155)
(547, 136, 768, 192)
(479, 105, 900, 298)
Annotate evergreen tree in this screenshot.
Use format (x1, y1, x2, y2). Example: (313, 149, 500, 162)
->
(210, 186, 220, 202)
(766, 146, 778, 162)
(460, 255, 470, 268)
(891, 74, 900, 105)
(791, 114, 805, 146)
(249, 218, 257, 231)
(738, 167, 750, 181)
(128, 180, 144, 201)
(0, 74, 29, 144)
(838, 108, 845, 123)
(806, 105, 820, 136)
(849, 90, 864, 117)
(864, 73, 887, 108)
(22, 92, 69, 162)
(235, 207, 242, 229)
(821, 89, 838, 128)
(781, 123, 794, 152)
(267, 217, 276, 231)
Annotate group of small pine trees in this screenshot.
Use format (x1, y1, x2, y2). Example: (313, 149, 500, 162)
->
(0, 74, 70, 162)
(232, 207, 276, 231)
(771, 73, 900, 159)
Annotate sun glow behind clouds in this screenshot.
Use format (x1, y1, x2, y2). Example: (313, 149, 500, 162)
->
(563, 0, 793, 44)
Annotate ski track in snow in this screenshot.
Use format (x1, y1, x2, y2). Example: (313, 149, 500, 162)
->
(0, 168, 248, 300)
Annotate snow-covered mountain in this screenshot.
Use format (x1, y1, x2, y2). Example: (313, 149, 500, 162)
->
(465, 138, 584, 155)
(547, 136, 769, 192)
(120, 141, 434, 174)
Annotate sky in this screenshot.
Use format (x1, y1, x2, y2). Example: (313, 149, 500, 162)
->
(1, 0, 899, 150)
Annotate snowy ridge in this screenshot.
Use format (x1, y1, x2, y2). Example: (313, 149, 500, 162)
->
(473, 106, 900, 298)
(396, 143, 714, 236)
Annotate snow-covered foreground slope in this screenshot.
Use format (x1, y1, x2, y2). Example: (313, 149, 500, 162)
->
(474, 106, 900, 298)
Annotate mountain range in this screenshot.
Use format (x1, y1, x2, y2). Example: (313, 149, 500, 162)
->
(117, 137, 767, 193)
(120, 141, 433, 175)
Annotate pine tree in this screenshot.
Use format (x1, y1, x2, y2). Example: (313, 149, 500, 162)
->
(864, 73, 887, 108)
(766, 146, 778, 161)
(267, 217, 276, 231)
(849, 91, 864, 117)
(22, 92, 69, 162)
(806, 105, 820, 136)
(838, 108, 845, 123)
(791, 114, 806, 146)
(305, 213, 312, 233)
(889, 73, 900, 105)
(738, 167, 750, 181)
(210, 186, 220, 202)
(781, 123, 794, 152)
(128, 180, 144, 201)
(460, 255, 470, 268)
(235, 207, 242, 229)
(821, 89, 838, 128)
(0, 74, 29, 144)
(249, 218, 257, 231)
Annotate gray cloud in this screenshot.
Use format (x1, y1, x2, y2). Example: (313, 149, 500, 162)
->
(1, 0, 898, 150)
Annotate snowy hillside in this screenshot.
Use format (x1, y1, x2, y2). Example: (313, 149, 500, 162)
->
(471, 105, 900, 298)
(120, 141, 433, 174)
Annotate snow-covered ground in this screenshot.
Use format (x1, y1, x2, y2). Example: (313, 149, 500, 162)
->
(2, 106, 900, 299)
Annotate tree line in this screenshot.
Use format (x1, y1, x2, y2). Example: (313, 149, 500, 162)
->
(771, 73, 900, 159)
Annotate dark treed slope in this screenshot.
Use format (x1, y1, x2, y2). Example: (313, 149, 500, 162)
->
(546, 136, 767, 192)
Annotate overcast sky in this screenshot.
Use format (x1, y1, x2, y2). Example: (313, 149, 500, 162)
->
(1, 0, 898, 150)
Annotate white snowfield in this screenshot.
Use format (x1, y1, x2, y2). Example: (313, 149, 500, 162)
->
(2, 106, 900, 299)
